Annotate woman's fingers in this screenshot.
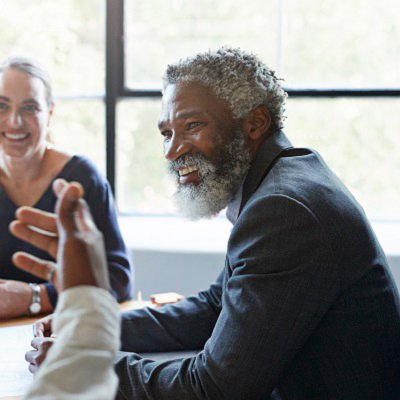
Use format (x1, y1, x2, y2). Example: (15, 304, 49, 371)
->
(12, 252, 59, 290)
(13, 180, 103, 293)
(15, 207, 58, 234)
(9, 221, 58, 258)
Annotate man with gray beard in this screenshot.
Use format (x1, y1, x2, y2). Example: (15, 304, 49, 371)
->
(12, 47, 400, 399)
(168, 129, 251, 220)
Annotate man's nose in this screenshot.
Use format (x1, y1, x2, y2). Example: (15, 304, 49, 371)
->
(164, 133, 190, 161)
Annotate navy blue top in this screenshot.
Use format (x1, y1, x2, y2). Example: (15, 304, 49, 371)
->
(0, 155, 133, 306)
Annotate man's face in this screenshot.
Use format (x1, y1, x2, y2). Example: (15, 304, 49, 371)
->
(158, 82, 251, 219)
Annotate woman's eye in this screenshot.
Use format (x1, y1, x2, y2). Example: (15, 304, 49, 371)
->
(0, 103, 8, 111)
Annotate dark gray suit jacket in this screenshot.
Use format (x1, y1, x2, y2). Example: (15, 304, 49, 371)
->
(115, 131, 400, 399)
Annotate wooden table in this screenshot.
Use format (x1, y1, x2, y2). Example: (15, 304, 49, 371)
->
(0, 299, 147, 327)
(0, 316, 40, 328)
(0, 316, 40, 400)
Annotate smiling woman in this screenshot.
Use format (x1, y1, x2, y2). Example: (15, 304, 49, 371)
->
(0, 56, 133, 320)
(0, 68, 54, 160)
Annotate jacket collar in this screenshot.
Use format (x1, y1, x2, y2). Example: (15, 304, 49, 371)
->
(226, 130, 293, 224)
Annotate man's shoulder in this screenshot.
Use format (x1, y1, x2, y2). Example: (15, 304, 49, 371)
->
(253, 147, 353, 211)
(234, 146, 373, 239)
(264, 147, 330, 190)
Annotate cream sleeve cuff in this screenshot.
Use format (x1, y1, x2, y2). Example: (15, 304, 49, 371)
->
(25, 286, 120, 400)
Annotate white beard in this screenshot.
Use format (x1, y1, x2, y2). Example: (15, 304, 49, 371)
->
(168, 130, 251, 220)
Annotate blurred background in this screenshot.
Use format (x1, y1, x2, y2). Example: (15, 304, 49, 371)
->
(1, 0, 399, 295)
(1, 0, 399, 218)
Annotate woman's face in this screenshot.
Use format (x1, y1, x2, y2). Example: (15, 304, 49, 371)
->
(0, 68, 53, 160)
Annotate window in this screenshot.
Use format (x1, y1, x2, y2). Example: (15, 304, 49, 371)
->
(116, 0, 400, 218)
(282, 0, 400, 87)
(124, 0, 278, 89)
(286, 98, 400, 217)
(117, 0, 281, 214)
(0, 0, 106, 172)
(2, 1, 399, 219)
(116, 99, 172, 213)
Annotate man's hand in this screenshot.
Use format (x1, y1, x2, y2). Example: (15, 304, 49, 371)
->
(54, 180, 100, 290)
(25, 336, 56, 374)
(33, 314, 54, 338)
(23, 314, 55, 375)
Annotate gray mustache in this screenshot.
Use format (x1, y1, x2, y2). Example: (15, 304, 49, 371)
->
(168, 154, 212, 175)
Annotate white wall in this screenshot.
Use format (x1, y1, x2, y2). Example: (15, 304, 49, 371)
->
(129, 249, 400, 299)
(120, 217, 400, 299)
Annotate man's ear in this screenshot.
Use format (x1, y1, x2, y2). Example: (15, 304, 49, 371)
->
(244, 105, 271, 141)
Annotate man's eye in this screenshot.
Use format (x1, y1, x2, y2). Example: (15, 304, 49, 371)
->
(0, 103, 8, 111)
(187, 122, 201, 130)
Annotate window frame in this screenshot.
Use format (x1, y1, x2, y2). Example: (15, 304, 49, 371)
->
(105, 0, 400, 201)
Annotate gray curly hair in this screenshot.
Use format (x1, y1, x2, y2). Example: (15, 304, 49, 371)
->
(0, 56, 53, 107)
(163, 47, 287, 132)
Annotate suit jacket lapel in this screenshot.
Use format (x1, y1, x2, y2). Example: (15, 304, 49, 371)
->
(238, 130, 293, 216)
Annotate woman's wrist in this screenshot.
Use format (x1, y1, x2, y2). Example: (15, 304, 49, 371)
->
(39, 284, 54, 314)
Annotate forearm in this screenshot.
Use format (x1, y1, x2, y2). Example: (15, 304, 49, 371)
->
(120, 298, 217, 353)
(0, 281, 52, 319)
(25, 286, 120, 399)
(120, 276, 223, 353)
(108, 258, 133, 302)
(115, 351, 224, 400)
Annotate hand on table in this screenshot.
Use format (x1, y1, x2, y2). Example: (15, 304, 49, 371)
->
(33, 313, 54, 338)
(25, 336, 56, 374)
(23, 314, 55, 374)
